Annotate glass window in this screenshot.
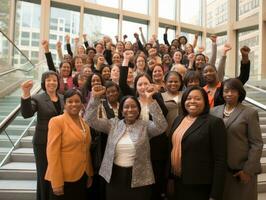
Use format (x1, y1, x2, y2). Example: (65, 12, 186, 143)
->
(207, 0, 228, 28)
(237, 0, 260, 20)
(180, 0, 202, 25)
(85, 0, 119, 8)
(180, 30, 202, 47)
(158, 27, 176, 44)
(49, 4, 80, 65)
(15, 1, 41, 66)
(159, 0, 176, 20)
(123, 0, 148, 15)
(122, 19, 148, 43)
(205, 34, 228, 66)
(0, 0, 11, 35)
(237, 29, 259, 81)
(83, 12, 118, 44)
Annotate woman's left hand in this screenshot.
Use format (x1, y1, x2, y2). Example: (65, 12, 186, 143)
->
(233, 170, 251, 184)
(86, 176, 93, 188)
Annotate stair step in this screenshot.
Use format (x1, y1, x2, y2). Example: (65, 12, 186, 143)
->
(0, 162, 35, 171)
(12, 148, 33, 155)
(0, 170, 36, 180)
(258, 173, 266, 193)
(0, 180, 36, 200)
(259, 192, 266, 200)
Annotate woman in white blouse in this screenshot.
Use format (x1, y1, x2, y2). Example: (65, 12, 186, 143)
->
(85, 84, 168, 200)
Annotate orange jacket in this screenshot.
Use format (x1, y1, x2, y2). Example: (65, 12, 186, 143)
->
(45, 112, 93, 189)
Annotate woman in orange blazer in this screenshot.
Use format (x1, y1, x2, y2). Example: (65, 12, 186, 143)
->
(45, 89, 93, 200)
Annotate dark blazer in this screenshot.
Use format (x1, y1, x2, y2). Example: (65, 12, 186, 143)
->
(21, 92, 64, 144)
(168, 114, 227, 200)
(211, 104, 263, 175)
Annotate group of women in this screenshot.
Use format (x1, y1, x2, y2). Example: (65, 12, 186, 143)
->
(20, 28, 263, 200)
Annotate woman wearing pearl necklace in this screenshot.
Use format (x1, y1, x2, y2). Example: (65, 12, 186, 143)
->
(211, 78, 263, 200)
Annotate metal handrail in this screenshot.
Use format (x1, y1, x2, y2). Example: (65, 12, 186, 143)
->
(0, 29, 35, 67)
(244, 97, 266, 111)
(0, 115, 37, 167)
(0, 85, 41, 133)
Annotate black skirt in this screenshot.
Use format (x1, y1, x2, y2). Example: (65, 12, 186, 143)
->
(106, 164, 151, 200)
(49, 173, 88, 200)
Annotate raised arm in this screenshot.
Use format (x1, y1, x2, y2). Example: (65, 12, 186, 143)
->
(84, 85, 112, 133)
(145, 85, 168, 138)
(119, 50, 135, 96)
(237, 46, 251, 85)
(163, 27, 170, 46)
(20, 80, 37, 118)
(217, 43, 232, 82)
(192, 32, 199, 49)
(139, 27, 147, 45)
(56, 41, 64, 62)
(42, 40, 56, 72)
(134, 32, 144, 51)
(209, 35, 217, 66)
(65, 35, 73, 57)
(83, 34, 89, 48)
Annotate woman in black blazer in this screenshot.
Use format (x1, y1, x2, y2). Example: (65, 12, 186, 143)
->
(168, 86, 227, 200)
(21, 71, 64, 200)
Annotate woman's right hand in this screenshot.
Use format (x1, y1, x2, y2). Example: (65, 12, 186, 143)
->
(21, 80, 33, 98)
(92, 85, 106, 98)
(53, 186, 64, 196)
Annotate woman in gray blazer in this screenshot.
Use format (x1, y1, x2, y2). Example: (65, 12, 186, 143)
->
(85, 84, 168, 200)
(21, 71, 64, 200)
(211, 78, 263, 200)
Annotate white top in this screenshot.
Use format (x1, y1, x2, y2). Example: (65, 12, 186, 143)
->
(114, 131, 136, 167)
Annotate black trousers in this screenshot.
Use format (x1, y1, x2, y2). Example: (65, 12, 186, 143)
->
(151, 160, 167, 200)
(106, 164, 151, 200)
(33, 144, 50, 200)
(49, 173, 88, 200)
(172, 177, 211, 200)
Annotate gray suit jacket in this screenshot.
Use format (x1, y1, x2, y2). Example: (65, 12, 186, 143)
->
(21, 92, 64, 145)
(85, 96, 168, 188)
(211, 103, 263, 175)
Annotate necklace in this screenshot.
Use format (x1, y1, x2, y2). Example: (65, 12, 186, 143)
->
(223, 106, 235, 117)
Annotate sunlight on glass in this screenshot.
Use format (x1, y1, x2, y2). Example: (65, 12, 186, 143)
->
(122, 20, 148, 43)
(159, 0, 175, 20)
(85, 0, 119, 8)
(180, 0, 202, 25)
(206, 0, 228, 28)
(84, 14, 118, 43)
(123, 0, 148, 15)
(158, 27, 176, 44)
(237, 0, 259, 20)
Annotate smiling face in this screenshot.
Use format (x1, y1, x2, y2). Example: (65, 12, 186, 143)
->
(111, 65, 120, 82)
(91, 74, 102, 88)
(136, 56, 146, 72)
(64, 94, 83, 116)
(60, 62, 71, 77)
(165, 74, 181, 94)
(112, 53, 121, 65)
(152, 65, 164, 83)
(203, 65, 217, 84)
(101, 66, 111, 80)
(173, 51, 183, 64)
(75, 57, 83, 72)
(45, 74, 58, 93)
(185, 89, 205, 117)
(136, 76, 150, 97)
(122, 98, 140, 124)
(195, 55, 206, 70)
(106, 85, 119, 104)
